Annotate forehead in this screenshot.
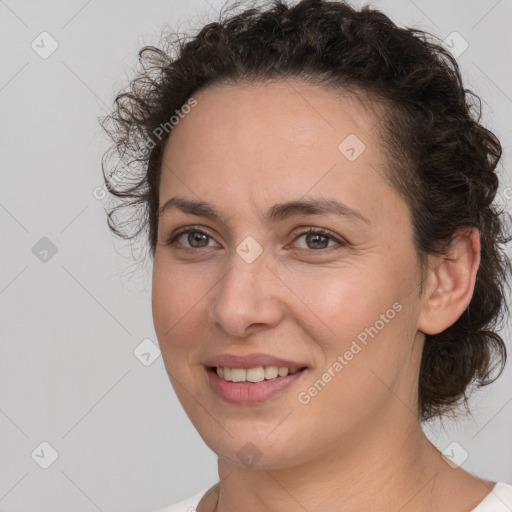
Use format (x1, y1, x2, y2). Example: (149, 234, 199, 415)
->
(159, 79, 394, 221)
(164, 78, 383, 157)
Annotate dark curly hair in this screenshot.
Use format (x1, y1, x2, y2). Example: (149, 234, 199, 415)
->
(99, 0, 512, 422)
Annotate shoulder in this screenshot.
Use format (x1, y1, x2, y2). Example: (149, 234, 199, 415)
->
(152, 486, 212, 512)
(472, 482, 512, 511)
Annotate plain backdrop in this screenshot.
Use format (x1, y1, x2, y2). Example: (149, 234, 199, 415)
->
(1, 0, 511, 510)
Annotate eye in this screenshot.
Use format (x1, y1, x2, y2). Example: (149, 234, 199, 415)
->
(163, 226, 346, 252)
(164, 227, 219, 249)
(290, 227, 346, 251)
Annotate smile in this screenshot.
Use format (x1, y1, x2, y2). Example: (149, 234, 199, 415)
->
(206, 365, 308, 404)
(215, 365, 303, 383)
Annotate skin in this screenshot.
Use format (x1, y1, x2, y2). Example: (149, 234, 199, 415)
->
(151, 79, 492, 511)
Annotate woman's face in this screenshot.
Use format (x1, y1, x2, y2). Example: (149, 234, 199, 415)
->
(152, 80, 426, 469)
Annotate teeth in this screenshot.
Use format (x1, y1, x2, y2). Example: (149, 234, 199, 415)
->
(231, 368, 247, 382)
(264, 366, 279, 379)
(215, 365, 302, 383)
(278, 367, 289, 377)
(246, 367, 265, 382)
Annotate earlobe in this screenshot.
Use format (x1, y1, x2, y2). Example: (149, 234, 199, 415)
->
(417, 228, 481, 336)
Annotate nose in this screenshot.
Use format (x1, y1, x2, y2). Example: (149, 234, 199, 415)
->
(208, 250, 285, 338)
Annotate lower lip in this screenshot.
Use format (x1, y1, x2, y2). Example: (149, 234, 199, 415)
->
(207, 367, 307, 404)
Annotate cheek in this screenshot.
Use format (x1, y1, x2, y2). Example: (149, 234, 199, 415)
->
(298, 268, 392, 348)
(300, 258, 415, 391)
(151, 257, 205, 349)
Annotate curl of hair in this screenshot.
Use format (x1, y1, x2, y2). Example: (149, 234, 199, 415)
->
(99, 0, 512, 422)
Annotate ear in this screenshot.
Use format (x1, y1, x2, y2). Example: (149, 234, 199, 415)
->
(417, 227, 481, 336)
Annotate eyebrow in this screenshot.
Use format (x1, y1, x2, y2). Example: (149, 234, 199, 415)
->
(158, 196, 371, 225)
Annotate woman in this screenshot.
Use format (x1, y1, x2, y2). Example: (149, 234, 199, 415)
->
(100, 0, 512, 510)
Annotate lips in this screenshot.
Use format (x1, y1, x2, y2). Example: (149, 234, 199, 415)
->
(204, 353, 309, 404)
(207, 366, 308, 404)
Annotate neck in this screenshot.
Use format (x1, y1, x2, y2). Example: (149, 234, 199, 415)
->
(210, 409, 481, 512)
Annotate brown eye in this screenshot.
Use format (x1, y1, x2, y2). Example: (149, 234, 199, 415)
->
(165, 227, 218, 249)
(292, 228, 346, 251)
(186, 231, 210, 248)
(304, 232, 330, 249)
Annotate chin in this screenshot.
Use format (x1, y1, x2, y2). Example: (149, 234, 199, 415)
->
(196, 427, 313, 471)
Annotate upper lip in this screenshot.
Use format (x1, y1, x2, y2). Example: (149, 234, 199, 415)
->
(205, 353, 308, 371)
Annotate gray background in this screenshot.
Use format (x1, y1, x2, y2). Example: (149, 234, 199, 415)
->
(1, 0, 511, 510)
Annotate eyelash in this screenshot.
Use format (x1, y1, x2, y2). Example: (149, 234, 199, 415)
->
(164, 226, 346, 252)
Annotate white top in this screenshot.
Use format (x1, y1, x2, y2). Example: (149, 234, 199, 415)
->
(154, 482, 512, 511)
